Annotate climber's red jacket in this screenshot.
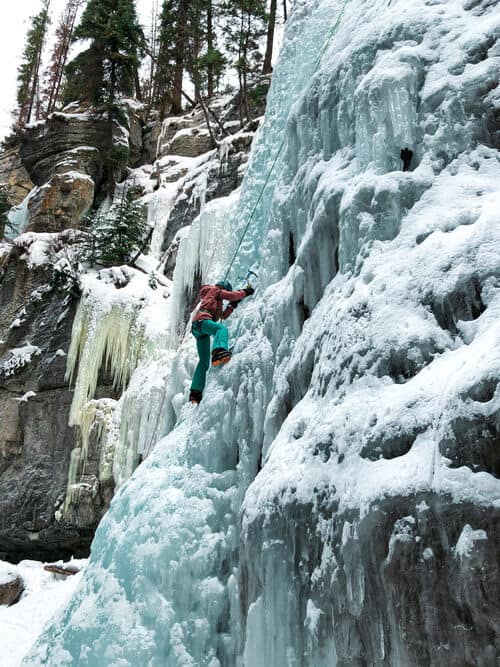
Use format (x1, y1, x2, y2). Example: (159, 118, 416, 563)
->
(192, 285, 248, 322)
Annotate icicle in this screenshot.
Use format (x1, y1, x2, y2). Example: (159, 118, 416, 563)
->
(60, 398, 116, 519)
(148, 181, 181, 259)
(218, 137, 232, 172)
(112, 350, 179, 488)
(168, 191, 240, 346)
(66, 296, 145, 428)
(6, 188, 38, 239)
(191, 170, 209, 211)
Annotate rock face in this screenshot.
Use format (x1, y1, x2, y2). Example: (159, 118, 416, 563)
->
(0, 239, 102, 562)
(19, 112, 108, 187)
(161, 136, 254, 257)
(27, 172, 94, 233)
(167, 127, 214, 157)
(0, 143, 33, 206)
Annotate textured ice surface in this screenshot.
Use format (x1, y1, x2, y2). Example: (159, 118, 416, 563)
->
(27, 0, 500, 664)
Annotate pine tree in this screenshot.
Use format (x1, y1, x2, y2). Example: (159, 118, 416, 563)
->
(65, 0, 144, 192)
(206, 0, 216, 98)
(143, 1, 160, 107)
(44, 0, 84, 116)
(153, 0, 226, 118)
(65, 0, 144, 108)
(153, 0, 189, 117)
(221, 0, 267, 124)
(189, 0, 226, 101)
(262, 0, 277, 75)
(16, 1, 51, 128)
(82, 189, 146, 267)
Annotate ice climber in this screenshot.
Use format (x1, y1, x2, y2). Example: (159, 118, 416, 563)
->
(189, 280, 254, 404)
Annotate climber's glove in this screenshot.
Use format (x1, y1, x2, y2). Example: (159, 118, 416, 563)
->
(230, 300, 241, 308)
(244, 286, 255, 296)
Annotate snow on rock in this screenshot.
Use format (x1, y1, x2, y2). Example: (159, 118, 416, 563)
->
(454, 524, 488, 560)
(13, 232, 69, 268)
(27, 0, 500, 665)
(1, 346, 41, 377)
(0, 561, 23, 602)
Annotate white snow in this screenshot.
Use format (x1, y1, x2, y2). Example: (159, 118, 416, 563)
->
(454, 524, 488, 560)
(13, 391, 37, 403)
(1, 346, 41, 377)
(0, 561, 17, 586)
(0, 560, 85, 667)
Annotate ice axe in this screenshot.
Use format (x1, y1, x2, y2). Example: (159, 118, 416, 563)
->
(237, 269, 258, 290)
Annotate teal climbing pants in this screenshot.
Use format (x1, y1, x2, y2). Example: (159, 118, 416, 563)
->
(191, 319, 229, 393)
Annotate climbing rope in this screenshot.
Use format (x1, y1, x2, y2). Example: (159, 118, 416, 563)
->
(142, 2, 350, 454)
(223, 140, 286, 280)
(223, 0, 349, 282)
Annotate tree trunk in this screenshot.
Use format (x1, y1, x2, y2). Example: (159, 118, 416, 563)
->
(107, 60, 117, 194)
(207, 0, 214, 98)
(135, 68, 143, 101)
(27, 48, 42, 124)
(48, 2, 80, 115)
(172, 61, 183, 114)
(191, 7, 202, 102)
(262, 0, 277, 74)
(242, 10, 252, 124)
(171, 0, 188, 114)
(147, 2, 159, 106)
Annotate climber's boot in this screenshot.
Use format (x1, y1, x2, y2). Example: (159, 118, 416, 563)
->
(212, 348, 232, 367)
(189, 389, 203, 404)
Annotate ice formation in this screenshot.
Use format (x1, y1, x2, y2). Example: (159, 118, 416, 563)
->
(60, 269, 172, 514)
(27, 0, 499, 664)
(6, 188, 38, 239)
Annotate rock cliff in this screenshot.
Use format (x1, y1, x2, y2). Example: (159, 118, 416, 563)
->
(0, 92, 264, 561)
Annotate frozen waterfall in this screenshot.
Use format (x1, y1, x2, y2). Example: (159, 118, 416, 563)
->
(26, 0, 500, 664)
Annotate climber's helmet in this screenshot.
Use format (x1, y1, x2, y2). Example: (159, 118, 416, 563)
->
(216, 279, 233, 291)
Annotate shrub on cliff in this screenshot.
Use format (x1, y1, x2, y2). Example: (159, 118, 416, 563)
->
(81, 188, 146, 267)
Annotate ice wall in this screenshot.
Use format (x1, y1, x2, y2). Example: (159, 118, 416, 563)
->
(26, 0, 500, 664)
